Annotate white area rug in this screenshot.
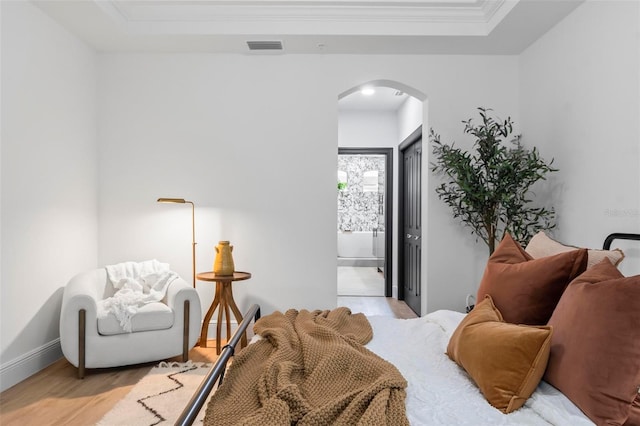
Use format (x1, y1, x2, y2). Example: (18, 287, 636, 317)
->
(97, 361, 214, 425)
(337, 266, 385, 296)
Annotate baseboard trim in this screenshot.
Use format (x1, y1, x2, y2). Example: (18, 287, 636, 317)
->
(206, 320, 239, 340)
(337, 258, 379, 267)
(0, 339, 62, 392)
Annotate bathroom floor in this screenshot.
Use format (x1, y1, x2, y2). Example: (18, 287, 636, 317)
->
(337, 266, 384, 296)
(337, 266, 417, 319)
(337, 296, 417, 319)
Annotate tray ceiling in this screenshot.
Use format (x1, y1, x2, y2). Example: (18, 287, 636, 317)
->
(33, 0, 584, 54)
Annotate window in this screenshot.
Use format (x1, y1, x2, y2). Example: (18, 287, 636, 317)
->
(363, 170, 378, 192)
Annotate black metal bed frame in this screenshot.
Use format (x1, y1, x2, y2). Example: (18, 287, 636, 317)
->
(175, 303, 261, 426)
(603, 232, 640, 250)
(175, 232, 640, 425)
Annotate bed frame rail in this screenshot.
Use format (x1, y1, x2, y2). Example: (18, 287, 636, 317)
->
(603, 232, 640, 250)
(175, 303, 261, 426)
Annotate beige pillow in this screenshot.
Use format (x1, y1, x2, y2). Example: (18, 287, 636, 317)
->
(446, 295, 553, 414)
(525, 231, 624, 268)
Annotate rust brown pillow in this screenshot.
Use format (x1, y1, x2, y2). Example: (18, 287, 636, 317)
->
(447, 295, 553, 414)
(628, 396, 640, 426)
(476, 233, 588, 325)
(544, 259, 640, 426)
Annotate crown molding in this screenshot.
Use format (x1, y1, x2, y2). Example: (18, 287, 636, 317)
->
(32, 0, 583, 54)
(98, 0, 519, 36)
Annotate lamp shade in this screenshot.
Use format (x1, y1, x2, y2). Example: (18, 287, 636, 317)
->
(157, 198, 188, 204)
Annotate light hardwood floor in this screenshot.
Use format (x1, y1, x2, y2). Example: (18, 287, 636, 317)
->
(0, 297, 416, 425)
(0, 343, 220, 426)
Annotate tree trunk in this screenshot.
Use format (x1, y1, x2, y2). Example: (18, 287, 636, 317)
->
(487, 223, 496, 255)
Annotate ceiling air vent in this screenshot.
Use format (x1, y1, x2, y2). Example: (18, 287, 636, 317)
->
(247, 40, 284, 51)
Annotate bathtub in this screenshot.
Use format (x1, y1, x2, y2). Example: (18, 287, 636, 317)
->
(337, 231, 384, 267)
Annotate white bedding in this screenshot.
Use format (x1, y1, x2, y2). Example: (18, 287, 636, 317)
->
(365, 310, 595, 426)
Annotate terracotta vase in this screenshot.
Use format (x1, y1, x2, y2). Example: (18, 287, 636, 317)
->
(213, 241, 235, 276)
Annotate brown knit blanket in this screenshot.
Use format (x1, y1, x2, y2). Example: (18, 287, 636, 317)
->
(204, 307, 409, 426)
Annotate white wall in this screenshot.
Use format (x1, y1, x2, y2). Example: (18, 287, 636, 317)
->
(339, 110, 398, 148)
(421, 58, 520, 312)
(97, 54, 341, 317)
(398, 96, 423, 143)
(520, 0, 640, 249)
(97, 53, 518, 319)
(1, 1, 98, 390)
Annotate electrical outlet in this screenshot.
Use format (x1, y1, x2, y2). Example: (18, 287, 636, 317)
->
(465, 294, 476, 313)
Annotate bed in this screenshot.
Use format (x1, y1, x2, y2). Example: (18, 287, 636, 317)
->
(177, 232, 640, 426)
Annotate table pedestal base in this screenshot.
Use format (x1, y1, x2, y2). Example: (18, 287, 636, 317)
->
(200, 281, 247, 354)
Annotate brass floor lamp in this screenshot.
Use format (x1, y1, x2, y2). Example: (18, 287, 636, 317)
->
(157, 198, 196, 288)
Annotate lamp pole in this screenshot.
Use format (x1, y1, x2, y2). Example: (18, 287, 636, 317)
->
(157, 198, 197, 288)
(188, 200, 196, 288)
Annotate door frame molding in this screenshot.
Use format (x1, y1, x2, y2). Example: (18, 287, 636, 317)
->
(338, 147, 393, 297)
(397, 126, 422, 303)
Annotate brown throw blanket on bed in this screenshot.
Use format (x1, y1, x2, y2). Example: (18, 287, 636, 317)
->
(204, 307, 409, 426)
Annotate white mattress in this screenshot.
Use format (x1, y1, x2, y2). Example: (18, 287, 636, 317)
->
(365, 310, 595, 426)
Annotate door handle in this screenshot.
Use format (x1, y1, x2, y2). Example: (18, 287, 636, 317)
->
(406, 233, 412, 239)
(414, 235, 420, 240)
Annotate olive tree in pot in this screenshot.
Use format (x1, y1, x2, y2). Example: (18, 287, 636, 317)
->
(430, 107, 557, 255)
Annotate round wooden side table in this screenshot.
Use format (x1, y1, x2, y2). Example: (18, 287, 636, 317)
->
(196, 271, 251, 355)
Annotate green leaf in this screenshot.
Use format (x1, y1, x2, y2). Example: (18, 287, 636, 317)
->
(429, 108, 557, 254)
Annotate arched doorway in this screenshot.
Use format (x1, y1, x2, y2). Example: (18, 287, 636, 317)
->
(337, 80, 426, 316)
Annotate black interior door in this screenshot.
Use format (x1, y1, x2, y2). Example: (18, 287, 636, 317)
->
(400, 134, 422, 315)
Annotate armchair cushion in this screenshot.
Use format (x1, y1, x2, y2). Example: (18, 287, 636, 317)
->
(97, 302, 174, 335)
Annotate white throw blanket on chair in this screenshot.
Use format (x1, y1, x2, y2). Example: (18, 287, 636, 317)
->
(98, 259, 179, 332)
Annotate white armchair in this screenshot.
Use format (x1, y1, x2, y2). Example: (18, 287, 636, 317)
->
(60, 267, 201, 378)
